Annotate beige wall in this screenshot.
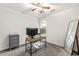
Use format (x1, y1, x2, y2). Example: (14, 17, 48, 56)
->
(0, 6, 39, 51)
(41, 7, 79, 47)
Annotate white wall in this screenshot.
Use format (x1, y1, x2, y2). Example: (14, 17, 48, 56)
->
(0, 6, 39, 51)
(42, 7, 79, 47)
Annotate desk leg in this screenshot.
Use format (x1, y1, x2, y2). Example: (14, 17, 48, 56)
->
(45, 38, 47, 48)
(30, 43, 32, 56)
(25, 41, 27, 53)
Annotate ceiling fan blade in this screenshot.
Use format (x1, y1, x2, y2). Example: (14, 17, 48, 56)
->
(32, 8, 37, 11)
(31, 3, 39, 6)
(22, 8, 33, 14)
(31, 3, 50, 9)
(42, 6, 50, 9)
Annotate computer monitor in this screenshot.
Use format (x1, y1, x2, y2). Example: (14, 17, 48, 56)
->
(26, 28, 38, 37)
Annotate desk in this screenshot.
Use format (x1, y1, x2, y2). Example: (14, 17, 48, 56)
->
(25, 36, 46, 56)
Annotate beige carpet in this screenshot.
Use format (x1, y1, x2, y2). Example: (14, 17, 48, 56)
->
(0, 44, 70, 56)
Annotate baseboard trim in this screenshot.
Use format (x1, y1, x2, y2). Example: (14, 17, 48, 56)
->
(0, 44, 25, 54)
(46, 42, 64, 49)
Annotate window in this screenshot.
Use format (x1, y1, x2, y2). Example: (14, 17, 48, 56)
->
(40, 20, 47, 34)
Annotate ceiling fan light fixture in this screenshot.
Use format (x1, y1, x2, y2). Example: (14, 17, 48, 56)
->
(40, 10, 43, 13)
(53, 9, 55, 11)
(37, 7, 42, 11)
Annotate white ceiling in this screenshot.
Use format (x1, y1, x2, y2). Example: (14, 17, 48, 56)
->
(0, 3, 79, 19)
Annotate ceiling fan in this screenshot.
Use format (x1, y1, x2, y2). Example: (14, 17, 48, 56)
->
(31, 3, 50, 9)
(31, 3, 55, 13)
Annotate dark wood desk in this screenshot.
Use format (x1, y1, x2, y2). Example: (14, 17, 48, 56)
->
(25, 36, 46, 56)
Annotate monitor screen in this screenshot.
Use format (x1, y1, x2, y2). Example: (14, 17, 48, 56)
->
(26, 28, 38, 36)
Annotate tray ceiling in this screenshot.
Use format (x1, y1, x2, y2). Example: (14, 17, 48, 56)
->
(0, 3, 79, 19)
